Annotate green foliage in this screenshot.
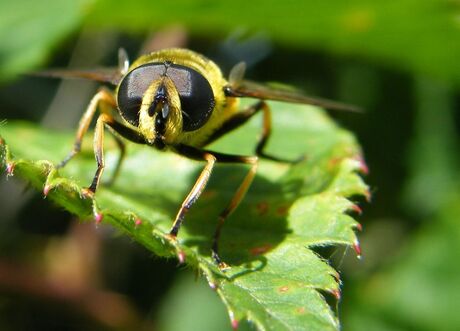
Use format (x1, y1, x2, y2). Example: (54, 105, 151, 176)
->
(346, 198, 460, 331)
(0, 0, 93, 81)
(343, 75, 460, 331)
(0, 102, 368, 330)
(2, 0, 459, 84)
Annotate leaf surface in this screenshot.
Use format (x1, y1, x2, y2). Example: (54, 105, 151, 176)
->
(0, 101, 368, 330)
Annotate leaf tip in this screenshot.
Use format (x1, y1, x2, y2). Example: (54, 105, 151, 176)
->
(330, 288, 341, 300)
(208, 280, 218, 291)
(227, 309, 239, 330)
(332, 270, 341, 282)
(231, 318, 239, 330)
(5, 162, 15, 177)
(134, 218, 142, 227)
(43, 184, 51, 197)
(365, 190, 372, 202)
(177, 250, 186, 265)
(355, 154, 369, 175)
(355, 222, 363, 232)
(350, 203, 363, 215)
(353, 239, 362, 259)
(94, 212, 103, 224)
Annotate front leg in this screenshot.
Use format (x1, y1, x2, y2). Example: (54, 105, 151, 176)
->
(57, 87, 116, 169)
(172, 145, 258, 269)
(81, 113, 114, 196)
(82, 113, 148, 196)
(169, 151, 216, 237)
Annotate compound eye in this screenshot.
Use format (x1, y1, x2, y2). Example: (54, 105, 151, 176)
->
(117, 64, 165, 126)
(167, 65, 215, 131)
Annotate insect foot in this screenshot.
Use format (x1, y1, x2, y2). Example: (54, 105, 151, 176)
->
(212, 250, 230, 271)
(81, 187, 95, 199)
(218, 261, 230, 271)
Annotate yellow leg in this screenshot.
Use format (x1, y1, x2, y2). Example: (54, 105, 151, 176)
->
(169, 153, 216, 236)
(173, 144, 260, 268)
(57, 88, 116, 168)
(81, 113, 116, 196)
(255, 102, 272, 156)
(212, 156, 258, 268)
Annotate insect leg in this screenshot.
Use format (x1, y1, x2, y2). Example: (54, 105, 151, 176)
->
(205, 101, 296, 163)
(84, 113, 110, 195)
(252, 102, 303, 163)
(57, 87, 116, 168)
(84, 113, 145, 195)
(203, 100, 266, 145)
(174, 145, 258, 268)
(169, 152, 217, 237)
(253, 102, 272, 158)
(103, 119, 148, 187)
(97, 95, 127, 186)
(84, 113, 146, 195)
(210, 154, 258, 268)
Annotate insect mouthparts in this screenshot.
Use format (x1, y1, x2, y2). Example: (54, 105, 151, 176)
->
(148, 84, 168, 117)
(161, 103, 170, 118)
(156, 84, 167, 99)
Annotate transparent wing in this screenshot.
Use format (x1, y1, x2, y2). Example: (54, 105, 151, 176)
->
(30, 48, 129, 85)
(227, 61, 362, 113)
(30, 67, 123, 85)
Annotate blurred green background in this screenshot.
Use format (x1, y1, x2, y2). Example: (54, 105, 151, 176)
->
(1, 0, 459, 330)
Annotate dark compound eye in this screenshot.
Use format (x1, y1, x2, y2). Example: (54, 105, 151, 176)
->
(165, 65, 215, 131)
(117, 63, 165, 126)
(117, 63, 215, 131)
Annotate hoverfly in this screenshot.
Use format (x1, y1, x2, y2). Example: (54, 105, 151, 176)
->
(40, 48, 358, 268)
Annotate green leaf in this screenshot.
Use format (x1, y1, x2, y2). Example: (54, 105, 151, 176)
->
(0, 102, 368, 330)
(0, 0, 93, 81)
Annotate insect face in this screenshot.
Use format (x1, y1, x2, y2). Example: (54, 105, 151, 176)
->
(117, 61, 216, 147)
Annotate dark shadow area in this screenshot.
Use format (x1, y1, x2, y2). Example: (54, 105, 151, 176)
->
(319, 288, 341, 318)
(101, 236, 178, 314)
(0, 295, 103, 331)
